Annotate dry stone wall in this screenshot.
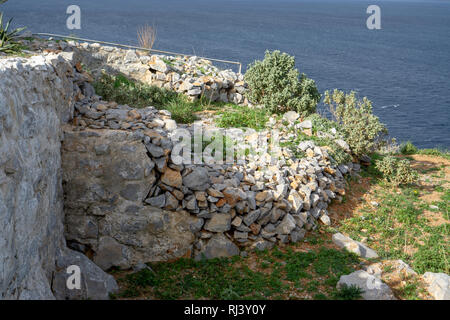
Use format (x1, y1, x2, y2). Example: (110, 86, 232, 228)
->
(25, 38, 248, 104)
(63, 83, 360, 269)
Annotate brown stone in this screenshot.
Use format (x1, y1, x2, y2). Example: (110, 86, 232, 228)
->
(250, 223, 261, 235)
(216, 198, 226, 207)
(161, 168, 182, 188)
(195, 191, 207, 202)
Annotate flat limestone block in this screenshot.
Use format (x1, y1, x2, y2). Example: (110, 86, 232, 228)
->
(332, 233, 378, 259)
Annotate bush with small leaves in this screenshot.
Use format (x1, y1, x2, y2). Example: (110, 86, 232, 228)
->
(400, 141, 418, 155)
(375, 156, 418, 186)
(244, 50, 320, 116)
(324, 89, 387, 157)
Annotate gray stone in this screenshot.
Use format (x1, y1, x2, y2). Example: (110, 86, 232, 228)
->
(276, 214, 296, 235)
(204, 213, 231, 232)
(53, 249, 119, 300)
(145, 194, 166, 208)
(197, 233, 239, 259)
(337, 270, 396, 300)
(93, 236, 129, 271)
(183, 167, 211, 191)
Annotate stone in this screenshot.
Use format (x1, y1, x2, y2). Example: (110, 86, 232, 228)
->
(53, 249, 119, 300)
(146, 143, 165, 158)
(423, 272, 450, 300)
(283, 111, 299, 123)
(93, 236, 129, 271)
(290, 229, 306, 243)
(197, 233, 239, 260)
(276, 214, 296, 235)
(183, 167, 210, 191)
(161, 168, 182, 188)
(145, 194, 166, 208)
(335, 139, 350, 152)
(204, 213, 231, 232)
(319, 214, 331, 226)
(332, 233, 378, 259)
(337, 270, 396, 300)
(165, 192, 179, 210)
(243, 210, 261, 226)
(288, 190, 303, 213)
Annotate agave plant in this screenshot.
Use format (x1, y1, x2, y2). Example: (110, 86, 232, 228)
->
(0, 1, 26, 54)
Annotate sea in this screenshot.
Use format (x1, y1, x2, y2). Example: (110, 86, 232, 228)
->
(3, 0, 449, 148)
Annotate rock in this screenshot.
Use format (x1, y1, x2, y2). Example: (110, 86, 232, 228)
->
(299, 120, 312, 129)
(53, 249, 119, 300)
(332, 233, 378, 258)
(335, 139, 350, 152)
(146, 143, 165, 158)
(319, 214, 331, 226)
(288, 190, 303, 213)
(161, 168, 182, 188)
(423, 272, 450, 300)
(251, 239, 274, 252)
(337, 270, 396, 300)
(276, 214, 296, 235)
(204, 213, 231, 232)
(290, 229, 306, 243)
(183, 167, 211, 191)
(283, 111, 299, 123)
(197, 233, 239, 259)
(93, 236, 129, 271)
(145, 194, 166, 208)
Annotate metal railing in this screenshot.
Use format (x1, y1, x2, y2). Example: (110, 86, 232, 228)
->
(32, 33, 243, 74)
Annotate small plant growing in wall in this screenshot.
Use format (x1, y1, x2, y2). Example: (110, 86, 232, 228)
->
(244, 50, 320, 116)
(0, 0, 26, 54)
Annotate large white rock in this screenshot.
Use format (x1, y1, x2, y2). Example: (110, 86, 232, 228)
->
(337, 270, 396, 300)
(423, 272, 450, 300)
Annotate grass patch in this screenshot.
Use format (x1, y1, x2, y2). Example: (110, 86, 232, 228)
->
(215, 105, 270, 130)
(417, 148, 450, 160)
(114, 244, 361, 300)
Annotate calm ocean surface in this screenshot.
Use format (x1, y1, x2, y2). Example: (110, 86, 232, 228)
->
(4, 0, 450, 148)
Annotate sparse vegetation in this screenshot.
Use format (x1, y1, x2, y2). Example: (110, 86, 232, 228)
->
(137, 24, 156, 50)
(375, 155, 418, 186)
(245, 50, 320, 116)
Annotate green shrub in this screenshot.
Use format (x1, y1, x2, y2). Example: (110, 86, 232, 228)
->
(324, 89, 387, 157)
(400, 141, 418, 155)
(375, 156, 418, 186)
(244, 50, 320, 116)
(0, 2, 26, 54)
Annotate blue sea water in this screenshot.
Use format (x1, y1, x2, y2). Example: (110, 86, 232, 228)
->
(3, 0, 450, 148)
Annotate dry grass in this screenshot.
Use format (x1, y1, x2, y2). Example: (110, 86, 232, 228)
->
(137, 24, 156, 50)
